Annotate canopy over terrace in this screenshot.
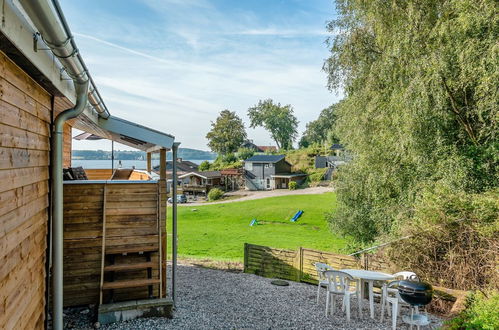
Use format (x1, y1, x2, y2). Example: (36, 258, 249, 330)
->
(69, 114, 181, 310)
(72, 115, 176, 174)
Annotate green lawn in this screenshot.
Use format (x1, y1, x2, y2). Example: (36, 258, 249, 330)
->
(167, 192, 347, 261)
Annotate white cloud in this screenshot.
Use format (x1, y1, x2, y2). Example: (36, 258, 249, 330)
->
(64, 0, 339, 151)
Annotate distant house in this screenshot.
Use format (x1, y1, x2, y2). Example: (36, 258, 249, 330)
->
(330, 143, 345, 156)
(153, 158, 198, 172)
(179, 171, 222, 195)
(241, 140, 261, 151)
(241, 140, 278, 153)
(244, 155, 307, 190)
(315, 156, 349, 169)
(257, 146, 278, 153)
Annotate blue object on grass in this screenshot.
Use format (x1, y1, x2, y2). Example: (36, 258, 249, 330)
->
(250, 219, 259, 226)
(290, 210, 304, 222)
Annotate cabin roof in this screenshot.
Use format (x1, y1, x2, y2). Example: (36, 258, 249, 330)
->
(244, 154, 286, 163)
(178, 171, 221, 180)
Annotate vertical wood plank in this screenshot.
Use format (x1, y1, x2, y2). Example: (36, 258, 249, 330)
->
(99, 185, 107, 304)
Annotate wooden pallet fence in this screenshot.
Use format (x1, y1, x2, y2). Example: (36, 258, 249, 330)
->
(244, 243, 360, 283)
(63, 181, 166, 306)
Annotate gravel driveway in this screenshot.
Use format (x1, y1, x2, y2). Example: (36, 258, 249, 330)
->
(67, 265, 442, 329)
(181, 186, 333, 207)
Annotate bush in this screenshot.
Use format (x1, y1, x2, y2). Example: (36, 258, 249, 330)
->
(207, 188, 224, 201)
(237, 147, 254, 161)
(308, 168, 327, 182)
(387, 185, 499, 290)
(222, 153, 237, 163)
(288, 181, 297, 190)
(446, 291, 499, 330)
(198, 160, 211, 171)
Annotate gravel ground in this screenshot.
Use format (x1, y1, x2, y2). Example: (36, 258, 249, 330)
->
(65, 265, 442, 329)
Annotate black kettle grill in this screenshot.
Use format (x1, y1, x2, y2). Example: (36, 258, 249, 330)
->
(397, 280, 433, 306)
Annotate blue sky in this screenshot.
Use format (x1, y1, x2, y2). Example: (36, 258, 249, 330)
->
(62, 0, 341, 151)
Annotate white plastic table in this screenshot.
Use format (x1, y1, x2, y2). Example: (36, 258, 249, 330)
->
(340, 269, 394, 319)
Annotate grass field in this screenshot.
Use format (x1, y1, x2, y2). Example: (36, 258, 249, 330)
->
(167, 192, 348, 261)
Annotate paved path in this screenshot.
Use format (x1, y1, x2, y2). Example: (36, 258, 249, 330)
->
(179, 186, 334, 206)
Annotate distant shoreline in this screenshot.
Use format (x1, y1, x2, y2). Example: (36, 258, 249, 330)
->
(72, 159, 210, 169)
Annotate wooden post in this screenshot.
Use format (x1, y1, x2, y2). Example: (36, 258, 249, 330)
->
(243, 243, 248, 273)
(147, 152, 152, 173)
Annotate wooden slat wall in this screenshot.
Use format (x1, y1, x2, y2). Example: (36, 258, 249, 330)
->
(0, 50, 52, 329)
(63, 182, 165, 306)
(85, 169, 113, 180)
(129, 170, 152, 181)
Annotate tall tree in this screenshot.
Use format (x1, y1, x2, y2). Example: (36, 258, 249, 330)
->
(324, 0, 498, 243)
(247, 99, 298, 150)
(299, 104, 339, 148)
(206, 110, 247, 155)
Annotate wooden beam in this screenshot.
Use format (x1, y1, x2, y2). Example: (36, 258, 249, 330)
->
(147, 152, 152, 173)
(159, 149, 166, 181)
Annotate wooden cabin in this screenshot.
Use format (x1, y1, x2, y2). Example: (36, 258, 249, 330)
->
(179, 171, 223, 195)
(0, 1, 178, 328)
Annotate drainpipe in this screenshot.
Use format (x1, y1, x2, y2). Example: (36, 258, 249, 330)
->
(172, 142, 180, 305)
(51, 80, 88, 330)
(17, 1, 91, 329)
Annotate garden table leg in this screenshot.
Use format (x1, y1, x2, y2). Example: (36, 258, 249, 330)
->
(368, 280, 374, 319)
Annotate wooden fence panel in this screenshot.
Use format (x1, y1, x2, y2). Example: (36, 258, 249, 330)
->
(300, 248, 360, 284)
(243, 244, 360, 283)
(62, 181, 165, 306)
(244, 243, 299, 281)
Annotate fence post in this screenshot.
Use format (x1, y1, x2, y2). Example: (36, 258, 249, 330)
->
(243, 243, 248, 273)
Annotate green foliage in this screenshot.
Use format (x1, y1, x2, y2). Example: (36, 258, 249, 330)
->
(387, 185, 499, 290)
(206, 110, 247, 154)
(285, 146, 328, 172)
(222, 153, 237, 163)
(300, 104, 339, 147)
(288, 181, 297, 190)
(308, 168, 328, 183)
(207, 188, 224, 201)
(237, 147, 254, 161)
(446, 291, 499, 330)
(248, 99, 299, 150)
(208, 154, 243, 171)
(198, 160, 211, 171)
(324, 0, 498, 244)
(166, 193, 349, 260)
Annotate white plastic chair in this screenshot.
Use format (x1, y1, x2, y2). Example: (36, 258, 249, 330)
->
(324, 270, 362, 322)
(314, 262, 334, 304)
(381, 271, 420, 329)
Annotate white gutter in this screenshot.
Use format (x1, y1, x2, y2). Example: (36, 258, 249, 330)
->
(18, 0, 110, 118)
